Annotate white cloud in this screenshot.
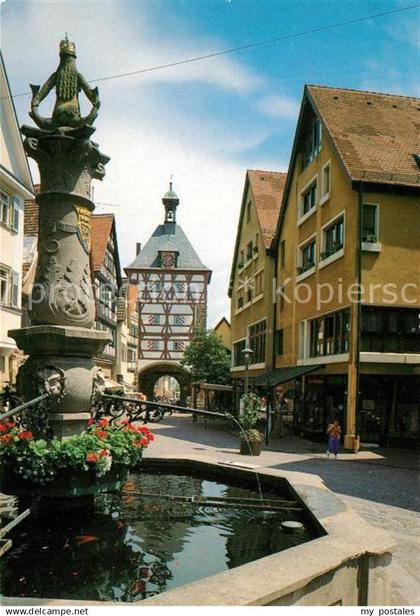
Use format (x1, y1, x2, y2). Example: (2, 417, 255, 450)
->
(2, 0, 263, 95)
(256, 94, 299, 120)
(92, 114, 245, 326)
(1, 0, 277, 325)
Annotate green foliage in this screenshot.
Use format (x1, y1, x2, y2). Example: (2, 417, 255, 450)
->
(242, 428, 262, 442)
(180, 327, 231, 384)
(240, 393, 261, 432)
(0, 418, 155, 485)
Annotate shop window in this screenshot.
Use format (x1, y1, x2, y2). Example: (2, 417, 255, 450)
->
(362, 204, 379, 243)
(361, 307, 420, 353)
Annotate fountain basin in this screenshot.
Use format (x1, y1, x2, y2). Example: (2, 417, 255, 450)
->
(1, 456, 395, 606)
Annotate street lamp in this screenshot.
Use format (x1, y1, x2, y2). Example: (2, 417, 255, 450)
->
(242, 343, 253, 395)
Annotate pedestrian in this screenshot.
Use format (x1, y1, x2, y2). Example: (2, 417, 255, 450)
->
(326, 420, 341, 458)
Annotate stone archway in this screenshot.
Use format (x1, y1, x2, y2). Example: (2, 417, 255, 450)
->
(138, 363, 191, 404)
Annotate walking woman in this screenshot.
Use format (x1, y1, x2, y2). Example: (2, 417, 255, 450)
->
(326, 420, 341, 458)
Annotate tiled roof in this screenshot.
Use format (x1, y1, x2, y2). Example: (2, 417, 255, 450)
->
(248, 170, 287, 248)
(126, 283, 139, 325)
(307, 85, 420, 187)
(91, 214, 114, 271)
(24, 186, 40, 235)
(126, 222, 209, 271)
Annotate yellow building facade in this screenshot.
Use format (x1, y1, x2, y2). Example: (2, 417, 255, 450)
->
(213, 317, 232, 352)
(229, 170, 286, 382)
(273, 85, 419, 448)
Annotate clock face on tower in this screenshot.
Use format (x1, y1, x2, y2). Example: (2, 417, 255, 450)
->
(161, 251, 176, 268)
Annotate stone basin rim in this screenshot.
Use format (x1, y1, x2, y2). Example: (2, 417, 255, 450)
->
(2, 454, 396, 607)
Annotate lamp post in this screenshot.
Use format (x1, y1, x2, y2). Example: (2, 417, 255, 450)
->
(242, 344, 253, 395)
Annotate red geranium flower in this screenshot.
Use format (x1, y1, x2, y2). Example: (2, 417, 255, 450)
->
(95, 429, 107, 439)
(0, 434, 13, 445)
(147, 433, 155, 442)
(18, 431, 33, 440)
(0, 423, 8, 433)
(99, 418, 109, 427)
(99, 449, 110, 457)
(139, 437, 149, 447)
(86, 452, 98, 463)
(87, 418, 95, 427)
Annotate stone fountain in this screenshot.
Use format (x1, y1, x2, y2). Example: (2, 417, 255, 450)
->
(9, 37, 110, 439)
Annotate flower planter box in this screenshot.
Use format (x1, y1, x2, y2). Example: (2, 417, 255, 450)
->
(239, 437, 262, 456)
(0, 465, 128, 498)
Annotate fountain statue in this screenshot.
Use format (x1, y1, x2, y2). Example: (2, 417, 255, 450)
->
(9, 37, 110, 439)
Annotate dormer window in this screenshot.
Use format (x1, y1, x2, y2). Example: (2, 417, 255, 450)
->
(302, 117, 322, 169)
(160, 251, 177, 269)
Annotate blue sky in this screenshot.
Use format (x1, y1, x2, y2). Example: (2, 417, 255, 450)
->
(2, 0, 419, 325)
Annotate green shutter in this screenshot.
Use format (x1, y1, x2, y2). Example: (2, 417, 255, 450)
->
(11, 270, 19, 308)
(12, 196, 21, 232)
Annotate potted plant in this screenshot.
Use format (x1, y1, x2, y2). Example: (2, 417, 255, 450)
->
(239, 393, 263, 456)
(0, 417, 155, 497)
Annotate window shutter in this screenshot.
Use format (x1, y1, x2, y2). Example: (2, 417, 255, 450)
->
(11, 270, 19, 308)
(12, 197, 21, 232)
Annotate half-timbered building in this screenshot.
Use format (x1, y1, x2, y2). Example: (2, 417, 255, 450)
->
(125, 184, 211, 399)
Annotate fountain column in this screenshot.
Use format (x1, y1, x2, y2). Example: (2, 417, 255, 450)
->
(9, 37, 110, 438)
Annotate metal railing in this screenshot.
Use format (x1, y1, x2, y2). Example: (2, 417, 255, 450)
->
(100, 393, 232, 421)
(0, 393, 50, 423)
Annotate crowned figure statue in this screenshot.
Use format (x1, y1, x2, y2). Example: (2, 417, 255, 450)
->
(29, 35, 100, 131)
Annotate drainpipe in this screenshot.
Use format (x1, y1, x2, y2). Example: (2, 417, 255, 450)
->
(346, 181, 364, 451)
(354, 182, 364, 448)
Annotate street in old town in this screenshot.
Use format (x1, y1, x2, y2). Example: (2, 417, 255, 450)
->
(145, 413, 420, 607)
(0, 0, 419, 612)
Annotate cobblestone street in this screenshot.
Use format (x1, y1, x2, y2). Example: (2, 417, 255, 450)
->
(146, 413, 420, 606)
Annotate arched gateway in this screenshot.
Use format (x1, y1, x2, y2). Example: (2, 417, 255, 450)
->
(138, 362, 191, 404)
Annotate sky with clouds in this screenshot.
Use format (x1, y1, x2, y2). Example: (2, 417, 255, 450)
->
(2, 0, 418, 326)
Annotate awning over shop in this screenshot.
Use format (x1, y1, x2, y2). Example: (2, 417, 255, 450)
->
(253, 365, 322, 387)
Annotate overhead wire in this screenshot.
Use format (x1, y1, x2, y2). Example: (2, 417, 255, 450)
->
(2, 2, 419, 101)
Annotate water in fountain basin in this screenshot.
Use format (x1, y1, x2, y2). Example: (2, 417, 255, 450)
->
(1, 467, 316, 602)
